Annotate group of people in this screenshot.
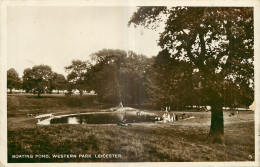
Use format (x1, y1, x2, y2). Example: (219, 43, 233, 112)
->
(161, 107, 178, 123)
(162, 112, 178, 123)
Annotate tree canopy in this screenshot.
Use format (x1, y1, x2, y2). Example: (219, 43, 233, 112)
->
(22, 65, 54, 97)
(49, 72, 67, 94)
(129, 7, 253, 88)
(145, 51, 199, 109)
(89, 49, 151, 105)
(7, 68, 21, 93)
(22, 68, 34, 93)
(65, 60, 91, 96)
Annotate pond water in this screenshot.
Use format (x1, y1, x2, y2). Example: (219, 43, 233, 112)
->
(37, 112, 156, 125)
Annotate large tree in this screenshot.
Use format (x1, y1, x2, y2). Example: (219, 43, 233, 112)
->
(32, 65, 53, 97)
(89, 49, 127, 104)
(65, 60, 90, 97)
(89, 49, 151, 106)
(22, 68, 34, 93)
(129, 7, 254, 143)
(145, 51, 199, 109)
(121, 51, 151, 106)
(7, 68, 21, 93)
(49, 72, 67, 94)
(22, 65, 53, 97)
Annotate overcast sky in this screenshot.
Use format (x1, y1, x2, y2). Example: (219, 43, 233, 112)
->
(7, 6, 164, 77)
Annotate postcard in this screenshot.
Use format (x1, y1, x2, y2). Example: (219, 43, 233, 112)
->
(0, 0, 259, 167)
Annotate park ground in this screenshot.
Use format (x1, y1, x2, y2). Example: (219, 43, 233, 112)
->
(7, 94, 255, 162)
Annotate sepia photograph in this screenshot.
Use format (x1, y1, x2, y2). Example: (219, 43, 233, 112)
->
(0, 0, 259, 166)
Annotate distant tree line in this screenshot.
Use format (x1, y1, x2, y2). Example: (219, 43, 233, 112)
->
(7, 47, 253, 110)
(8, 65, 67, 97)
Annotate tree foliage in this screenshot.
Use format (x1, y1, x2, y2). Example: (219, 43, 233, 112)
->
(22, 68, 34, 93)
(49, 73, 67, 94)
(129, 7, 253, 91)
(129, 7, 254, 143)
(22, 65, 53, 97)
(65, 60, 91, 96)
(145, 51, 201, 109)
(7, 68, 21, 93)
(89, 49, 151, 105)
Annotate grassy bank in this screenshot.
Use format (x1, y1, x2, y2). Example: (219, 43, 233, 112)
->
(8, 122, 254, 162)
(7, 94, 255, 162)
(8, 94, 98, 111)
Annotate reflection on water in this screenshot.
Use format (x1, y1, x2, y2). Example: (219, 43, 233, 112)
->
(68, 117, 79, 124)
(38, 112, 156, 125)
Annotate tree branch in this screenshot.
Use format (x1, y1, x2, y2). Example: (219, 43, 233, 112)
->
(186, 33, 204, 69)
(199, 32, 206, 58)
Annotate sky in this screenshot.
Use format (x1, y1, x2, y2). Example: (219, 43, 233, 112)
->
(7, 6, 164, 77)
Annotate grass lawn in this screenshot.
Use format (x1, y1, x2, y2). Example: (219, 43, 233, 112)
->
(7, 94, 255, 162)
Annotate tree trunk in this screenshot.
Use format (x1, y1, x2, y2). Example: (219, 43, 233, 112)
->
(37, 91, 41, 98)
(79, 89, 83, 97)
(207, 103, 224, 143)
(114, 69, 123, 107)
(10, 88, 13, 94)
